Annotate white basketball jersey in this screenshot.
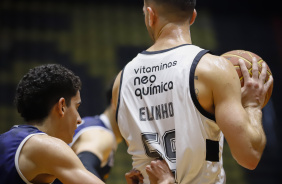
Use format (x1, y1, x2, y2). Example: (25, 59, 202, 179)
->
(116, 44, 226, 184)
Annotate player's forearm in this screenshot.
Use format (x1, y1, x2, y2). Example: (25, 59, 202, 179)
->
(245, 107, 266, 154)
(227, 106, 266, 170)
(235, 107, 266, 170)
(58, 170, 104, 184)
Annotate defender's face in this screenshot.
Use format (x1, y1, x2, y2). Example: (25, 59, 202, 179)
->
(63, 91, 82, 143)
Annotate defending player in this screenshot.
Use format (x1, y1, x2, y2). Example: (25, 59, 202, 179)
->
(52, 82, 122, 184)
(69, 82, 123, 181)
(113, 0, 273, 183)
(0, 64, 104, 184)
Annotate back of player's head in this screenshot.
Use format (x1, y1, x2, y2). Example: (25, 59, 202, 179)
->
(15, 64, 82, 123)
(145, 0, 196, 17)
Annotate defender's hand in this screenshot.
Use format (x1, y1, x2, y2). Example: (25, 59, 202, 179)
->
(146, 160, 175, 184)
(125, 168, 144, 184)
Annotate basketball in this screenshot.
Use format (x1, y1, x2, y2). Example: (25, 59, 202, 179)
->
(221, 50, 273, 108)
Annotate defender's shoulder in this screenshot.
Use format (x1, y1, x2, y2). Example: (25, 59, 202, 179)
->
(23, 134, 69, 156)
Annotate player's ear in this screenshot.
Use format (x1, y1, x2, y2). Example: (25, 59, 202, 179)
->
(189, 9, 197, 25)
(147, 7, 155, 27)
(57, 97, 66, 116)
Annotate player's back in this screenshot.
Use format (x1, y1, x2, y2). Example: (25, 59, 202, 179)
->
(116, 44, 225, 183)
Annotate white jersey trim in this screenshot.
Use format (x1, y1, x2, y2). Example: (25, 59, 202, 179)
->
(100, 114, 113, 131)
(189, 49, 216, 121)
(115, 68, 125, 123)
(140, 44, 191, 55)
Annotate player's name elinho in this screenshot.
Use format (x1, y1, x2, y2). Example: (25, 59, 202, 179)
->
(139, 102, 174, 121)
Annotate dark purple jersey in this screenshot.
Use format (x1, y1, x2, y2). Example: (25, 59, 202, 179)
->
(0, 125, 45, 184)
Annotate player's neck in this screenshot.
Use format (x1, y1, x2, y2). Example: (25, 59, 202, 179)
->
(148, 23, 192, 51)
(32, 115, 68, 142)
(32, 117, 54, 136)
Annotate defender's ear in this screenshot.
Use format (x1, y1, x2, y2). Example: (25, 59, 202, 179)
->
(58, 97, 66, 116)
(190, 9, 197, 25)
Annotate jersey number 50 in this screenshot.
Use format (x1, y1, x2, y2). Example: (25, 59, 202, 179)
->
(141, 130, 176, 162)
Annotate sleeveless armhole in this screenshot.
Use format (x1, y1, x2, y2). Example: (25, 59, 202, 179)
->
(189, 50, 216, 121)
(115, 68, 125, 123)
(15, 133, 46, 184)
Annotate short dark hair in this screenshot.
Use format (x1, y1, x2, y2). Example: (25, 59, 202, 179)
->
(145, 0, 196, 12)
(14, 64, 82, 123)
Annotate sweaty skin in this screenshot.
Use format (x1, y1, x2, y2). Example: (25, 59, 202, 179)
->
(113, 0, 273, 183)
(18, 92, 104, 184)
(113, 0, 273, 170)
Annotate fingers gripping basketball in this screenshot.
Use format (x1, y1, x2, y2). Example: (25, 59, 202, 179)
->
(221, 50, 273, 108)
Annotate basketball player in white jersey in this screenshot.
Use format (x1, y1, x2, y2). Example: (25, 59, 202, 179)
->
(112, 0, 273, 183)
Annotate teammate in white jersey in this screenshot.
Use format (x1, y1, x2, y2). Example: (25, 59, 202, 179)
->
(113, 0, 273, 183)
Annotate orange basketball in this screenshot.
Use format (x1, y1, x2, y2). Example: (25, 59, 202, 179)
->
(221, 50, 273, 108)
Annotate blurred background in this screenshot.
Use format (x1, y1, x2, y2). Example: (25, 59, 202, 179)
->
(0, 0, 281, 183)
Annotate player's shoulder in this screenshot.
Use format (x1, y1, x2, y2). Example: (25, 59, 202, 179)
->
(22, 134, 70, 158)
(197, 53, 236, 77)
(18, 133, 75, 176)
(19, 133, 84, 180)
(27, 133, 65, 146)
(113, 70, 123, 110)
(196, 53, 240, 92)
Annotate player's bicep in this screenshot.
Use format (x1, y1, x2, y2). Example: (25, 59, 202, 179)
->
(212, 58, 244, 124)
(211, 58, 253, 159)
(214, 82, 247, 137)
(55, 165, 103, 184)
(28, 136, 103, 184)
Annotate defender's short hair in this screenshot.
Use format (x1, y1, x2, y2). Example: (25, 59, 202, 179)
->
(15, 64, 82, 123)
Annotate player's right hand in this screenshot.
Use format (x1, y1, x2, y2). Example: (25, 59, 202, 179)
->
(239, 57, 273, 109)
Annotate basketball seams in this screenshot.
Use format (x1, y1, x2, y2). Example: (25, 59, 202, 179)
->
(221, 54, 252, 65)
(246, 51, 253, 58)
(222, 50, 273, 108)
(221, 54, 272, 77)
